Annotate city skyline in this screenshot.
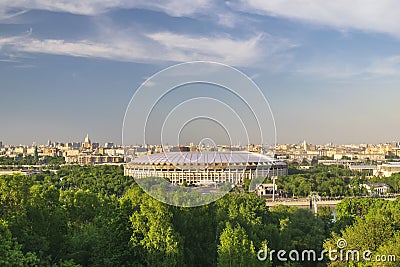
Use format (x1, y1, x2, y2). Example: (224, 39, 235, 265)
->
(1, 1, 400, 145)
(0, 134, 398, 147)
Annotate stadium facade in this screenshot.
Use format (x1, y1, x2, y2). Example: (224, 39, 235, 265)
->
(124, 151, 287, 185)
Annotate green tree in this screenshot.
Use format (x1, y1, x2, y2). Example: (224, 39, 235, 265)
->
(325, 198, 400, 266)
(217, 222, 259, 267)
(128, 190, 183, 266)
(0, 219, 39, 266)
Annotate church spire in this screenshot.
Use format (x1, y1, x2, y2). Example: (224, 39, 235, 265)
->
(84, 133, 91, 144)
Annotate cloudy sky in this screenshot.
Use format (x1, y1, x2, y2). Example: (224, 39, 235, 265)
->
(1, 1, 400, 145)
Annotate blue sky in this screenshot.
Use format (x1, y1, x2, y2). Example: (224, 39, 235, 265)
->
(1, 1, 400, 145)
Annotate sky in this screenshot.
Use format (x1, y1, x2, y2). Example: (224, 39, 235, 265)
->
(1, 0, 400, 146)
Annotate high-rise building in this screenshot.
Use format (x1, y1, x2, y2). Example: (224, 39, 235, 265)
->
(303, 140, 308, 151)
(84, 134, 91, 144)
(391, 141, 399, 148)
(105, 142, 114, 149)
(82, 134, 92, 149)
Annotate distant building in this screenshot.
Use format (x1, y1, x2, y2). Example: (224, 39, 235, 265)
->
(82, 134, 91, 149)
(256, 183, 277, 198)
(25, 147, 35, 156)
(392, 148, 400, 157)
(105, 142, 114, 149)
(374, 162, 400, 177)
(298, 165, 314, 170)
(0, 141, 2, 148)
(65, 155, 122, 165)
(391, 141, 399, 148)
(358, 153, 386, 161)
(0, 170, 24, 176)
(68, 142, 82, 149)
(42, 147, 59, 157)
(14, 147, 26, 155)
(98, 147, 105, 155)
(179, 146, 190, 152)
(318, 159, 363, 166)
(169, 146, 181, 152)
(65, 149, 80, 157)
(349, 165, 377, 171)
(361, 183, 390, 195)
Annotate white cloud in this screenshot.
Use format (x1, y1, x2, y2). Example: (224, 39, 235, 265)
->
(0, 9, 28, 21)
(0, 0, 211, 17)
(0, 0, 238, 29)
(0, 35, 153, 63)
(0, 30, 296, 66)
(0, 1, 300, 66)
(148, 32, 297, 66)
(147, 32, 260, 65)
(366, 55, 400, 76)
(216, 13, 237, 28)
(295, 55, 400, 80)
(2, 0, 400, 38)
(0, 58, 18, 62)
(231, 0, 400, 37)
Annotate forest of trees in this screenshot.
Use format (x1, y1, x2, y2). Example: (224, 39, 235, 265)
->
(0, 165, 399, 266)
(0, 155, 65, 168)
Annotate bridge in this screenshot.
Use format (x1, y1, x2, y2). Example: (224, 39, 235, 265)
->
(266, 199, 341, 207)
(265, 197, 398, 207)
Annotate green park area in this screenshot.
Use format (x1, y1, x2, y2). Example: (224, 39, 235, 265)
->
(0, 163, 399, 266)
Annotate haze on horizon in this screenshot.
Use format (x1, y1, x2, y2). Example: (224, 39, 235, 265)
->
(1, 1, 400, 146)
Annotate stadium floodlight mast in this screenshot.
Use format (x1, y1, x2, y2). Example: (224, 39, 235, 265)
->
(272, 176, 277, 202)
(310, 192, 321, 214)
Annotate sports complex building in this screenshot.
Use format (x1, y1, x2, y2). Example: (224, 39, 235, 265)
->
(124, 151, 288, 185)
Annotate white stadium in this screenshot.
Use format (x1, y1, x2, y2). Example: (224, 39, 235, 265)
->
(124, 151, 288, 185)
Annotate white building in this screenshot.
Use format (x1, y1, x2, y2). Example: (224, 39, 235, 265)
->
(361, 183, 390, 195)
(256, 183, 277, 197)
(374, 162, 400, 177)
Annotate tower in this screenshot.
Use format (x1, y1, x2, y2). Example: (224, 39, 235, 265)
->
(303, 140, 308, 151)
(34, 146, 38, 161)
(84, 134, 91, 144)
(83, 134, 92, 149)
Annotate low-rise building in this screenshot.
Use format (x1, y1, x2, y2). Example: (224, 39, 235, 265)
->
(65, 154, 122, 164)
(14, 147, 27, 155)
(256, 183, 277, 198)
(374, 162, 400, 177)
(349, 165, 377, 171)
(298, 165, 314, 170)
(42, 147, 59, 157)
(361, 183, 390, 195)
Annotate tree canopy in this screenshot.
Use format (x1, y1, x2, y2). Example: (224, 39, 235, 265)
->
(0, 164, 398, 266)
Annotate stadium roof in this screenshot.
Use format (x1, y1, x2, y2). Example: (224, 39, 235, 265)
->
(129, 151, 286, 166)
